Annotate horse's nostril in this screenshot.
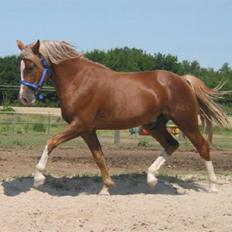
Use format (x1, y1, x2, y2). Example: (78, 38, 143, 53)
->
(22, 97, 29, 104)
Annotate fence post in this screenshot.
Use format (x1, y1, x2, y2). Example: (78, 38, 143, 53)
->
(12, 113, 16, 134)
(114, 130, 120, 145)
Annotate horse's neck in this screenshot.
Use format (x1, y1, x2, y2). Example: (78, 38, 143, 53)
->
(51, 59, 85, 102)
(51, 58, 110, 104)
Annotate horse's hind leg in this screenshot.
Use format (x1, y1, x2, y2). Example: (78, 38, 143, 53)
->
(184, 129, 217, 192)
(83, 131, 114, 195)
(172, 115, 218, 192)
(143, 117, 179, 188)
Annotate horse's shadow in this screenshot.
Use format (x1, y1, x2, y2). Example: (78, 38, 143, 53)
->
(1, 173, 207, 197)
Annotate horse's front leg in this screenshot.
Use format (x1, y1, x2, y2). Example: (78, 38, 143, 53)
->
(83, 131, 114, 195)
(34, 122, 82, 188)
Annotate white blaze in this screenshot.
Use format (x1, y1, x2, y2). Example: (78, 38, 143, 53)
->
(19, 60, 25, 98)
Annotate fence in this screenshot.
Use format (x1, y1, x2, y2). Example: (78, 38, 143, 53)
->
(0, 111, 65, 134)
(0, 111, 140, 147)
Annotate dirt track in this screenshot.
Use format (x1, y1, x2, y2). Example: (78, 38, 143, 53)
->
(0, 147, 232, 232)
(0, 147, 232, 178)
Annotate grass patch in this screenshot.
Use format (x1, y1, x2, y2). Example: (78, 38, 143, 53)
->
(0, 112, 232, 150)
(32, 123, 47, 132)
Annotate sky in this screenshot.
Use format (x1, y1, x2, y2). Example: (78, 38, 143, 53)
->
(0, 0, 231, 69)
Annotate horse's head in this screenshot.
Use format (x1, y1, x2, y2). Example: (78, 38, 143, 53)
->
(17, 40, 48, 106)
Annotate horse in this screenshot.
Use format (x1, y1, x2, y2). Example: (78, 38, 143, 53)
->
(17, 40, 230, 195)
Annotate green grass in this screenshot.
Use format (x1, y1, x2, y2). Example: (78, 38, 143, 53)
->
(0, 112, 232, 150)
(0, 131, 231, 151)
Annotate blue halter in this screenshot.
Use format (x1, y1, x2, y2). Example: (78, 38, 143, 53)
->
(20, 56, 51, 101)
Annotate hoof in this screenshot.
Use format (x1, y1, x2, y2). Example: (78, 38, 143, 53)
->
(99, 190, 110, 196)
(208, 184, 218, 193)
(33, 173, 45, 188)
(147, 172, 158, 188)
(99, 186, 110, 196)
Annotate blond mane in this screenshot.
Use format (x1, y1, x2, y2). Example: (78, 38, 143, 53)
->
(38, 40, 109, 69)
(38, 40, 81, 64)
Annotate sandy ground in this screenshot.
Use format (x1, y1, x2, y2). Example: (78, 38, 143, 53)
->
(0, 106, 61, 116)
(0, 147, 232, 232)
(0, 176, 232, 232)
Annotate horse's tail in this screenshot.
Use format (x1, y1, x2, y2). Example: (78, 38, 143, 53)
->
(182, 74, 230, 143)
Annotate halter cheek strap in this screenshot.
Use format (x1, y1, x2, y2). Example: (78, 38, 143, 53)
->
(20, 56, 51, 101)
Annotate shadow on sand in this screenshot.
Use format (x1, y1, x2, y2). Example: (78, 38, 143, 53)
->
(1, 173, 207, 197)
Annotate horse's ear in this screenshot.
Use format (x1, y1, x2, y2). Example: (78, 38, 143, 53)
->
(17, 40, 25, 50)
(32, 40, 40, 54)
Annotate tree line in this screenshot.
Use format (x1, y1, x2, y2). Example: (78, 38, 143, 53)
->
(0, 47, 231, 107)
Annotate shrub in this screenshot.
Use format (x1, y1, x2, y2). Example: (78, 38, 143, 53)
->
(16, 128, 23, 134)
(33, 123, 46, 132)
(0, 125, 10, 133)
(1, 105, 15, 112)
(138, 138, 150, 147)
(23, 124, 30, 133)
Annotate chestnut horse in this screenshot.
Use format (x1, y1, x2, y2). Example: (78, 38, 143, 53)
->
(17, 40, 229, 194)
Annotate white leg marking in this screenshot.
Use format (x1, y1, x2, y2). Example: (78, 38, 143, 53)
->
(34, 145, 48, 188)
(205, 161, 218, 193)
(147, 150, 168, 188)
(36, 145, 48, 171)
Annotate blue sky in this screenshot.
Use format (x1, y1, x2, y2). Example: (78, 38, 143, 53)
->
(0, 0, 231, 69)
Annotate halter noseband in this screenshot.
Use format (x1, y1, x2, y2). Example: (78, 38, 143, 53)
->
(20, 55, 51, 101)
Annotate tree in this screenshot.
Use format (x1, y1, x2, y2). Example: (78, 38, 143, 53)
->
(219, 62, 231, 74)
(0, 48, 231, 106)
